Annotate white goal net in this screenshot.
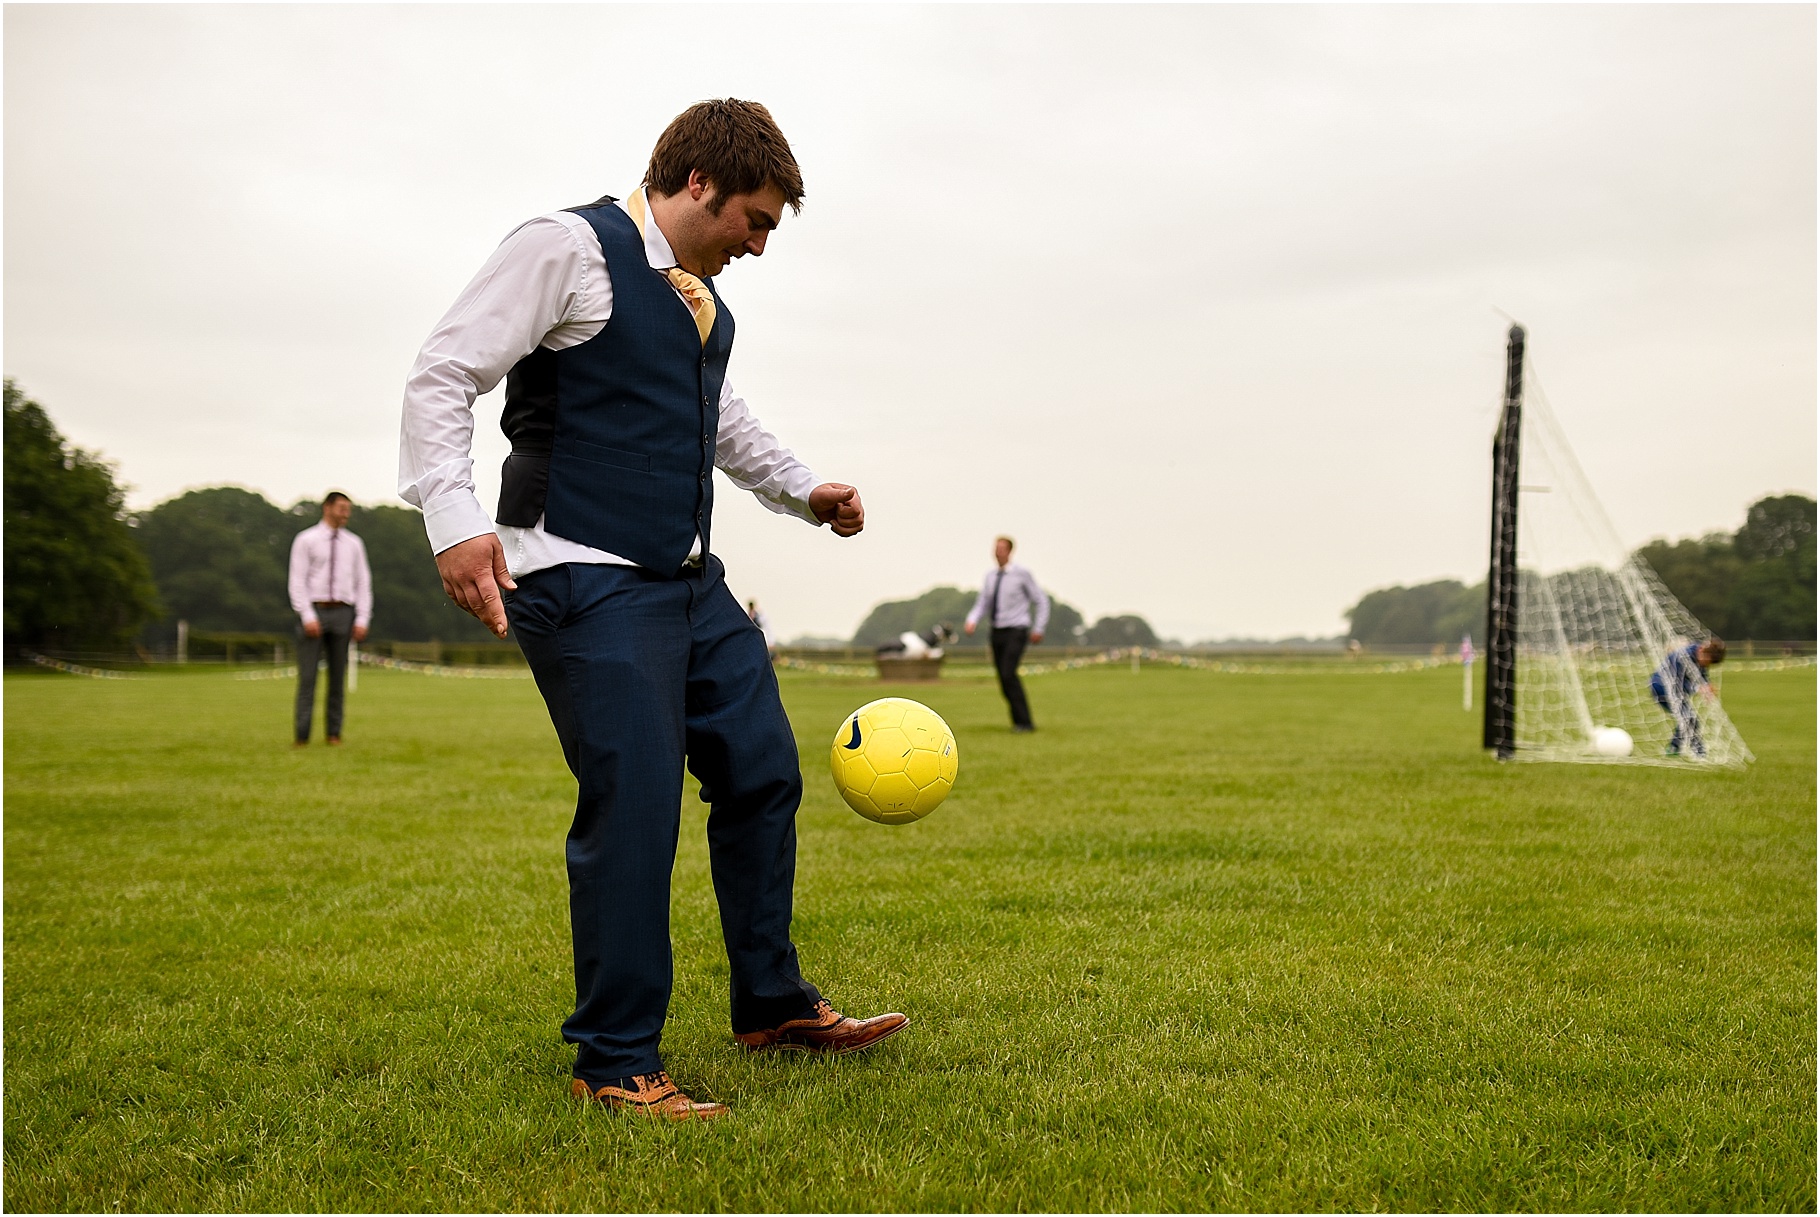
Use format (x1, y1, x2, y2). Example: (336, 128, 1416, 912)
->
(1505, 361, 1752, 768)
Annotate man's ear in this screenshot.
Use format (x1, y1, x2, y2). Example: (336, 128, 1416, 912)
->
(687, 168, 712, 202)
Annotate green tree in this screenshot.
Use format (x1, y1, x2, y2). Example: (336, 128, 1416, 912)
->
(1346, 579, 1483, 646)
(1044, 600, 1086, 645)
(852, 586, 1084, 647)
(345, 502, 500, 643)
(136, 487, 502, 643)
(852, 586, 980, 647)
(1431, 581, 1486, 647)
(1635, 533, 1740, 639)
(1727, 495, 1815, 640)
(4, 379, 160, 650)
(1082, 614, 1158, 647)
(134, 487, 298, 635)
(1734, 494, 1816, 563)
(1636, 495, 1815, 641)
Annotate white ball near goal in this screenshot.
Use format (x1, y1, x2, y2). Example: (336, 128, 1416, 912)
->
(1592, 727, 1634, 758)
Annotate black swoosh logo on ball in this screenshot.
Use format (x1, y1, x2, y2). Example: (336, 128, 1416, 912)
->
(843, 719, 862, 750)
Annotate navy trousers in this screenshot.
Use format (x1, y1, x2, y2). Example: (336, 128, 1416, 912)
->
(506, 558, 821, 1083)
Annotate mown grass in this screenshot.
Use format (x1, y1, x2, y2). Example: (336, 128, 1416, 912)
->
(4, 659, 1813, 1211)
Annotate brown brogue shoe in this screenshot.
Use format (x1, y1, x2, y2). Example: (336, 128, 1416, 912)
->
(734, 999, 909, 1055)
(570, 1071, 728, 1120)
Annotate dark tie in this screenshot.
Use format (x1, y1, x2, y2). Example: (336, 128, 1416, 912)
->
(328, 530, 338, 601)
(985, 570, 1002, 629)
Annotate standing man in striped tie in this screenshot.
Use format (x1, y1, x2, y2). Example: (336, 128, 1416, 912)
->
(964, 535, 1050, 733)
(287, 491, 372, 746)
(399, 100, 905, 1121)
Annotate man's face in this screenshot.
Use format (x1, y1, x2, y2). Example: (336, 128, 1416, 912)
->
(323, 499, 351, 529)
(675, 179, 786, 278)
(994, 539, 1012, 567)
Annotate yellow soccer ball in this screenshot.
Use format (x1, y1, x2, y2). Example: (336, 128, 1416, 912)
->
(829, 698, 959, 824)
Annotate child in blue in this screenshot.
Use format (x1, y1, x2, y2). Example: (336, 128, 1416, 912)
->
(1650, 638, 1726, 757)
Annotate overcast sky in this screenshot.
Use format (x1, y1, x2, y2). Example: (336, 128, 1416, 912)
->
(6, 4, 1813, 641)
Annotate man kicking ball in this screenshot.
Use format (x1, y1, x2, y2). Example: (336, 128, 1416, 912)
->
(399, 99, 905, 1120)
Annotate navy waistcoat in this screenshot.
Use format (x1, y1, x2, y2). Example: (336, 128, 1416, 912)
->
(497, 199, 732, 575)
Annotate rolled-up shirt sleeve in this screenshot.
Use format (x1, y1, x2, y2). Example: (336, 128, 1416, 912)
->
(398, 218, 594, 554)
(714, 375, 821, 525)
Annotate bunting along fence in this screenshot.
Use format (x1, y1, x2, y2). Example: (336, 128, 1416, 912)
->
(22, 647, 1812, 685)
(355, 652, 533, 679)
(778, 648, 1468, 678)
(27, 652, 139, 679)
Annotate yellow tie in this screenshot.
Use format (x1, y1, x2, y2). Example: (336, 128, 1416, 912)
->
(663, 267, 717, 347)
(627, 188, 717, 347)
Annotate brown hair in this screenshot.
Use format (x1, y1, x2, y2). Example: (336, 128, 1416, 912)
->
(323, 491, 350, 507)
(996, 535, 1015, 551)
(1701, 636, 1727, 664)
(644, 99, 804, 215)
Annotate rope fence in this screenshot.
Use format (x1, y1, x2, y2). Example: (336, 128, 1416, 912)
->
(25, 647, 1813, 684)
(27, 653, 139, 680)
(779, 647, 1462, 678)
(356, 652, 533, 679)
(1730, 656, 1818, 672)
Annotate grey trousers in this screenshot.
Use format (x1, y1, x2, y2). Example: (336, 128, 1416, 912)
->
(295, 604, 355, 742)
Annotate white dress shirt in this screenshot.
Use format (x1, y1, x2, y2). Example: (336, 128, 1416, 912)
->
(289, 522, 373, 628)
(398, 188, 823, 576)
(965, 564, 1051, 634)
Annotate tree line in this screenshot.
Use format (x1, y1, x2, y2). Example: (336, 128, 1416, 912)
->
(9, 381, 1810, 654)
(850, 586, 1159, 648)
(134, 487, 501, 647)
(1345, 494, 1816, 646)
(6, 381, 1163, 655)
(5, 381, 493, 652)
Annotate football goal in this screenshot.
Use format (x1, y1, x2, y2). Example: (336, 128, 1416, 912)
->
(1482, 325, 1752, 767)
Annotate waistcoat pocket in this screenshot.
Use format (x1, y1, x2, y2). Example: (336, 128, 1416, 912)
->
(568, 439, 652, 473)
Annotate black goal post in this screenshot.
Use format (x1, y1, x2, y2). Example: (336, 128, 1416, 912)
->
(1483, 324, 1524, 759)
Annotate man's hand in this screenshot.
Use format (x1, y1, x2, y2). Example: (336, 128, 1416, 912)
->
(303, 620, 322, 638)
(435, 533, 517, 639)
(353, 624, 369, 643)
(810, 483, 865, 537)
(1031, 631, 1044, 644)
(964, 621, 977, 635)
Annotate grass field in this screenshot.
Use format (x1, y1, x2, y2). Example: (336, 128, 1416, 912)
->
(5, 659, 1814, 1211)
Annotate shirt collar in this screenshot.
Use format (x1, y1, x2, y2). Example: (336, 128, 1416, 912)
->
(622, 186, 680, 272)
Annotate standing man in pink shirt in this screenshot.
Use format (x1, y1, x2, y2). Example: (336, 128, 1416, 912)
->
(288, 491, 373, 746)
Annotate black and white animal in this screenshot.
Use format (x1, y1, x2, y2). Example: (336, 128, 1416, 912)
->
(876, 623, 957, 659)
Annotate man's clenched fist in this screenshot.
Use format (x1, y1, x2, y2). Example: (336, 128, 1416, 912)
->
(810, 483, 865, 537)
